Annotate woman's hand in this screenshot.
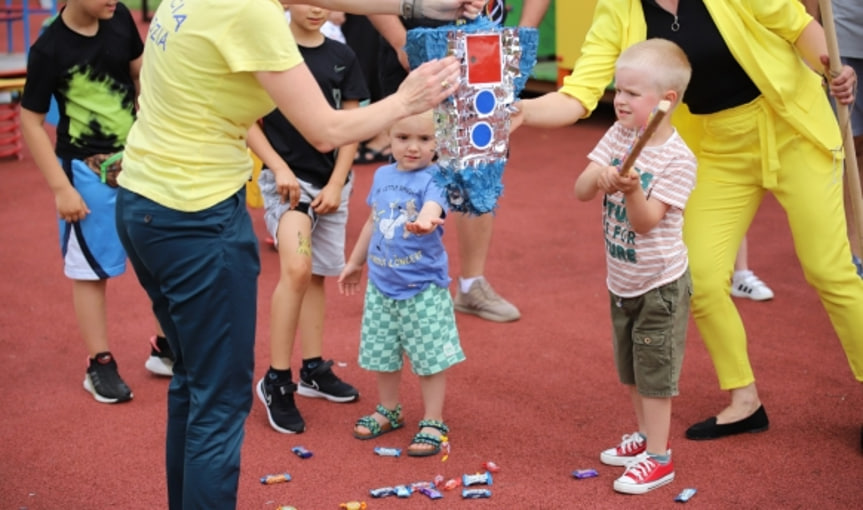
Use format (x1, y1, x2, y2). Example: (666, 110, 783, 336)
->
(414, 0, 487, 20)
(822, 56, 857, 105)
(396, 57, 460, 114)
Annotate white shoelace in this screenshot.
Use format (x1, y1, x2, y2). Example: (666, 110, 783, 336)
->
(622, 453, 656, 480)
(617, 433, 645, 454)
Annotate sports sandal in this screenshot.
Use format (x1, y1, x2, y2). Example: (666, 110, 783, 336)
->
(353, 404, 403, 440)
(407, 419, 449, 457)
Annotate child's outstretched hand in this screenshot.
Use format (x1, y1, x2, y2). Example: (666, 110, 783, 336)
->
(56, 186, 90, 222)
(338, 262, 364, 296)
(405, 217, 444, 235)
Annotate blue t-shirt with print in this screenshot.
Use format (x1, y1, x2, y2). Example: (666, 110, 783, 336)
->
(366, 163, 450, 300)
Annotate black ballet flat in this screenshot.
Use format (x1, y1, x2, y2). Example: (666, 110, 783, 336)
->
(685, 405, 770, 441)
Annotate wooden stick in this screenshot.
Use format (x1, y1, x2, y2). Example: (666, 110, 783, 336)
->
(619, 99, 671, 176)
(819, 0, 863, 257)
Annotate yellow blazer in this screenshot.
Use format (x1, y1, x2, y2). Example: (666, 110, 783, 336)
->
(560, 0, 842, 154)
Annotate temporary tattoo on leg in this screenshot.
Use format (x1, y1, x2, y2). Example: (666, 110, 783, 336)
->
(297, 232, 311, 256)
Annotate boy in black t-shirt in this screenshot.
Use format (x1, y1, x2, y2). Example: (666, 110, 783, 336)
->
(248, 3, 370, 434)
(20, 1, 172, 404)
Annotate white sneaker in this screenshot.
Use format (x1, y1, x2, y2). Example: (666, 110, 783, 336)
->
(730, 270, 774, 301)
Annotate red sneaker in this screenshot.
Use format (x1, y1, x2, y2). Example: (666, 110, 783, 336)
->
(613, 453, 675, 495)
(600, 432, 646, 466)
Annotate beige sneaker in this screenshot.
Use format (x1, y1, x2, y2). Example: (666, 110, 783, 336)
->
(453, 278, 520, 322)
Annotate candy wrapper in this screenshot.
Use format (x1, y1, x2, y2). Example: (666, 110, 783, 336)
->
(369, 486, 397, 498)
(483, 461, 501, 473)
(406, 17, 538, 215)
(260, 473, 291, 485)
(572, 469, 599, 479)
(675, 488, 697, 502)
(374, 447, 402, 457)
(291, 446, 312, 459)
(462, 488, 492, 499)
(462, 471, 493, 486)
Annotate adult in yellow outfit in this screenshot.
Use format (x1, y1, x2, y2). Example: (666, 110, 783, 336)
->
(516, 0, 862, 444)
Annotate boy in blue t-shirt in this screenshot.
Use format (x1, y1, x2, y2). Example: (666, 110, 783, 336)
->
(339, 110, 465, 457)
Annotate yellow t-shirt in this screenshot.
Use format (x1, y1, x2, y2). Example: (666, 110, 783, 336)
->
(119, 0, 303, 212)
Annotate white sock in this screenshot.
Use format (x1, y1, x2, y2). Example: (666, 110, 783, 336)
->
(733, 269, 752, 281)
(460, 276, 482, 293)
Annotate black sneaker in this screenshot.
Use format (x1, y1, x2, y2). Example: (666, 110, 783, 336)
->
(297, 359, 359, 403)
(145, 335, 174, 377)
(83, 352, 133, 404)
(256, 376, 305, 434)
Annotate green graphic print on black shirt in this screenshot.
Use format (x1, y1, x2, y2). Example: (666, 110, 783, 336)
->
(21, 3, 144, 160)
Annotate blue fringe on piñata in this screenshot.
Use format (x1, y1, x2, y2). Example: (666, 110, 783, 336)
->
(405, 17, 538, 215)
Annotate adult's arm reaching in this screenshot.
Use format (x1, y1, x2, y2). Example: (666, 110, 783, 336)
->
(518, 0, 551, 27)
(283, 0, 486, 20)
(256, 57, 460, 152)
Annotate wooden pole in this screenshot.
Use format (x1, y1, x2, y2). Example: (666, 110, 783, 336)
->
(819, 0, 863, 257)
(619, 99, 671, 176)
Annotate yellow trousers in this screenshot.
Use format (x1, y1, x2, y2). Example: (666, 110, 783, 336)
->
(684, 97, 863, 390)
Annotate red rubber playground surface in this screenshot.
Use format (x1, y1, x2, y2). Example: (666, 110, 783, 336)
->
(1, 101, 862, 508)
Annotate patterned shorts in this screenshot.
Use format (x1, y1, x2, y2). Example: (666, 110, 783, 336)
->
(359, 283, 465, 376)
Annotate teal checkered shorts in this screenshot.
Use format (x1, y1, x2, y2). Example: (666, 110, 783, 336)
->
(359, 283, 465, 376)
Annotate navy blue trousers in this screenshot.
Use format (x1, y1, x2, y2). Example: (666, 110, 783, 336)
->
(116, 188, 259, 509)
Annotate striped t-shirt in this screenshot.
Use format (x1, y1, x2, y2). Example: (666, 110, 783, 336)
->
(587, 121, 697, 297)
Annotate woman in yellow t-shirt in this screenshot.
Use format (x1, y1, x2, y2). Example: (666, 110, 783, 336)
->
(114, 1, 485, 509)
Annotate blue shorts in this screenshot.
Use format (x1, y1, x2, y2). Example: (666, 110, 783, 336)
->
(359, 283, 465, 376)
(58, 158, 126, 280)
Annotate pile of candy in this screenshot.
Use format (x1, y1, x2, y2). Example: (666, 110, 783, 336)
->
(263, 459, 503, 506)
(366, 461, 499, 501)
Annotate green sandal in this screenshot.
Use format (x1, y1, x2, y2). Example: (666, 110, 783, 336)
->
(407, 419, 449, 457)
(353, 404, 403, 440)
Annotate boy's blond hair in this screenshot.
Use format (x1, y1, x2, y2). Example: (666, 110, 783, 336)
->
(389, 109, 435, 135)
(616, 38, 692, 99)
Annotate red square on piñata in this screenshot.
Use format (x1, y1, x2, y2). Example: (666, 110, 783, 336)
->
(465, 33, 502, 85)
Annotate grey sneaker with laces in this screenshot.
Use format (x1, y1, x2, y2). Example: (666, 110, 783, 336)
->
(453, 277, 520, 322)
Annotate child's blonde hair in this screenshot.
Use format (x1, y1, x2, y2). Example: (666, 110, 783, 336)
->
(616, 38, 692, 99)
(389, 109, 435, 135)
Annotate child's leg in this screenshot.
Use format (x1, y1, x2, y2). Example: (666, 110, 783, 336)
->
(419, 370, 446, 422)
(298, 274, 325, 360)
(408, 370, 447, 454)
(628, 384, 645, 433)
(353, 370, 402, 435)
(639, 395, 671, 456)
(73, 279, 109, 357)
(268, 211, 313, 369)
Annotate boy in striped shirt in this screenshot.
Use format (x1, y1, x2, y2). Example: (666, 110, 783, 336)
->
(574, 38, 696, 496)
